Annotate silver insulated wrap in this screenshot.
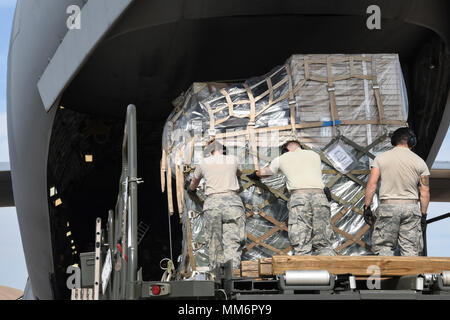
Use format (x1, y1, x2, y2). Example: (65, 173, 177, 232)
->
(160, 54, 408, 277)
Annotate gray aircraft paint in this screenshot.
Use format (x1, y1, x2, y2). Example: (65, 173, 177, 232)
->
(7, 0, 111, 299)
(38, 0, 135, 112)
(6, 0, 450, 300)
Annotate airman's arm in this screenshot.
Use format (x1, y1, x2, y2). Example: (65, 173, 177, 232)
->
(419, 175, 430, 215)
(189, 177, 201, 191)
(365, 166, 380, 207)
(257, 166, 275, 177)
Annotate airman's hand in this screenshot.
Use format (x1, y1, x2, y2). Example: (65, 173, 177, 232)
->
(246, 171, 260, 182)
(363, 205, 376, 227)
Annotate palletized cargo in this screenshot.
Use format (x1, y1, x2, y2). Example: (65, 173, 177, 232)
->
(161, 53, 408, 277)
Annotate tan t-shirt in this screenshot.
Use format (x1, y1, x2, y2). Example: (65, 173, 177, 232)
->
(268, 148, 324, 191)
(193, 154, 240, 195)
(372, 147, 430, 200)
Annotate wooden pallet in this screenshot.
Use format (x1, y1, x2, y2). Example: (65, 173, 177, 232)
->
(240, 256, 450, 278)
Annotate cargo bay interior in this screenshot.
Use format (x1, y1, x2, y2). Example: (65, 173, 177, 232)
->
(46, 1, 449, 298)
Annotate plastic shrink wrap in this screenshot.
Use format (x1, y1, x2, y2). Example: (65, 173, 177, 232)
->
(160, 54, 408, 277)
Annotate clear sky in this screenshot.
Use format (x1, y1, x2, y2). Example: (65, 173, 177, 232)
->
(0, 0, 449, 292)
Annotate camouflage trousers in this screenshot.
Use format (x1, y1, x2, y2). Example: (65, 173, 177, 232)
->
(372, 203, 423, 256)
(203, 192, 246, 270)
(288, 192, 337, 256)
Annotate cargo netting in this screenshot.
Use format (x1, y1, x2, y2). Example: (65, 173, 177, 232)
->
(160, 54, 408, 277)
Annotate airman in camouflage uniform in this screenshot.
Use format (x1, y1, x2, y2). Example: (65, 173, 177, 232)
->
(187, 140, 245, 270)
(364, 128, 430, 256)
(247, 138, 336, 256)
